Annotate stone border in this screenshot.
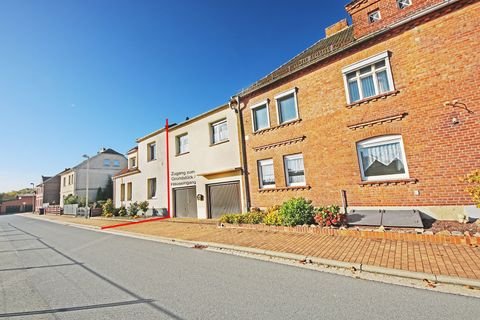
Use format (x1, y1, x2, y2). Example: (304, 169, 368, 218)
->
(220, 223, 480, 246)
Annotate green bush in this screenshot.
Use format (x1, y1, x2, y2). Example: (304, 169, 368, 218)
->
(102, 199, 114, 217)
(219, 212, 265, 225)
(263, 210, 283, 226)
(279, 198, 315, 226)
(118, 206, 127, 217)
(128, 202, 140, 217)
(139, 201, 150, 215)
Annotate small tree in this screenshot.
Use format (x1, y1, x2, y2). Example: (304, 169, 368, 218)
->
(102, 199, 114, 217)
(103, 177, 113, 200)
(118, 206, 127, 217)
(465, 170, 480, 208)
(139, 201, 149, 216)
(96, 187, 104, 201)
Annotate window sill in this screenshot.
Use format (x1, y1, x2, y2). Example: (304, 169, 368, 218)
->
(359, 178, 418, 187)
(258, 185, 311, 193)
(345, 90, 400, 109)
(253, 119, 302, 135)
(175, 152, 190, 157)
(210, 140, 229, 147)
(147, 159, 157, 162)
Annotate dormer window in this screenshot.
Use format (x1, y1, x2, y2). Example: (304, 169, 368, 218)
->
(397, 0, 412, 9)
(368, 10, 381, 23)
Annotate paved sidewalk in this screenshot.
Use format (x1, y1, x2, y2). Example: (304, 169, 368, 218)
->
(29, 214, 480, 281)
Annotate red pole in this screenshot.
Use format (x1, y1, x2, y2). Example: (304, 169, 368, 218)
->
(166, 119, 171, 218)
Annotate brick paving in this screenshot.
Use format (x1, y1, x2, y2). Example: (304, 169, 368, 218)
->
(34, 215, 480, 280)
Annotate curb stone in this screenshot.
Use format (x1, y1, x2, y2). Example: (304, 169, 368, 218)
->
(21, 214, 480, 290)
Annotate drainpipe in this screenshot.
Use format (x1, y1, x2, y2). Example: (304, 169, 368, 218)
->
(229, 96, 251, 211)
(165, 119, 171, 218)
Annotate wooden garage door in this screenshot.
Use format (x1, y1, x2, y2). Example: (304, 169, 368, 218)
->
(208, 182, 241, 219)
(174, 187, 198, 218)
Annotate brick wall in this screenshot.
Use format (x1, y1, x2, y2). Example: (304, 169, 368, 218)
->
(346, 0, 445, 39)
(240, 1, 480, 210)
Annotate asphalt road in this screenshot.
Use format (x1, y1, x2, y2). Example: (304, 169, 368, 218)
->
(0, 215, 479, 320)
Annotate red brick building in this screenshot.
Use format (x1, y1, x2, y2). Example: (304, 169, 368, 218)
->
(233, 0, 480, 219)
(0, 195, 35, 214)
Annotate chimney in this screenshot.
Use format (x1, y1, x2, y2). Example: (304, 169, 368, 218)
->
(325, 19, 349, 37)
(99, 147, 107, 154)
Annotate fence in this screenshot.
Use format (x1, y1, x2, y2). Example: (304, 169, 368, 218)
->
(63, 204, 79, 215)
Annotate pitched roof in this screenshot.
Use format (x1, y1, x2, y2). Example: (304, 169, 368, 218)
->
(238, 26, 355, 97)
(113, 167, 140, 178)
(42, 176, 52, 182)
(101, 148, 123, 156)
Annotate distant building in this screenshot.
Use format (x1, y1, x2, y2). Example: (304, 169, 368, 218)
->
(35, 175, 61, 210)
(0, 194, 35, 214)
(60, 148, 127, 207)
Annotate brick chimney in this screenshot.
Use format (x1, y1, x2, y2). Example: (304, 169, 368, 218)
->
(325, 19, 349, 37)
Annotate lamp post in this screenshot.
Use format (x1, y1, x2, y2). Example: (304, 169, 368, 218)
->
(30, 182, 35, 214)
(82, 154, 90, 218)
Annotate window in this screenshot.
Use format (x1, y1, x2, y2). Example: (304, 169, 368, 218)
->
(397, 0, 412, 9)
(368, 10, 381, 23)
(275, 89, 299, 124)
(251, 101, 270, 132)
(120, 183, 125, 201)
(177, 134, 189, 155)
(342, 52, 395, 104)
(147, 142, 156, 161)
(127, 182, 132, 201)
(129, 157, 137, 169)
(258, 159, 275, 189)
(284, 154, 306, 186)
(63, 177, 66, 187)
(113, 160, 120, 167)
(68, 175, 71, 185)
(147, 178, 157, 199)
(356, 135, 409, 181)
(211, 119, 229, 144)
(103, 159, 111, 167)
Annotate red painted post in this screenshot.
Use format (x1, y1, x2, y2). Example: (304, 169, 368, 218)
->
(166, 119, 171, 218)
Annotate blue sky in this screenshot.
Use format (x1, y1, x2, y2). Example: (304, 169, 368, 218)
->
(0, 0, 346, 192)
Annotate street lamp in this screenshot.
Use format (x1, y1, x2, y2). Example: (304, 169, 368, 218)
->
(30, 182, 35, 214)
(82, 154, 90, 219)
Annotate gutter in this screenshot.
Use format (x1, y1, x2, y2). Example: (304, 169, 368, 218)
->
(237, 0, 463, 98)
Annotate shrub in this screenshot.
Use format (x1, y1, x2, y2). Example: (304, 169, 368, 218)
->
(219, 212, 265, 225)
(102, 199, 114, 217)
(139, 201, 150, 215)
(118, 206, 127, 217)
(128, 202, 140, 217)
(464, 170, 480, 208)
(314, 205, 346, 227)
(263, 208, 283, 226)
(64, 194, 79, 205)
(279, 198, 315, 226)
(113, 207, 120, 217)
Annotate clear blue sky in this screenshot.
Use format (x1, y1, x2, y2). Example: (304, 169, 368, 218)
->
(0, 0, 346, 192)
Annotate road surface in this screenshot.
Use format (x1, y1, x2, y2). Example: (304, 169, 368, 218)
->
(0, 214, 479, 319)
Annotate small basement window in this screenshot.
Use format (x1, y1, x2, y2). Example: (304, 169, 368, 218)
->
(397, 0, 412, 9)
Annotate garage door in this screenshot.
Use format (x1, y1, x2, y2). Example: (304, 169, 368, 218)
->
(174, 187, 198, 218)
(207, 182, 241, 219)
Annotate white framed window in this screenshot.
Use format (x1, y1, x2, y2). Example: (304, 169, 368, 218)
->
(113, 160, 120, 167)
(356, 135, 409, 181)
(284, 154, 306, 187)
(127, 182, 132, 201)
(368, 10, 381, 23)
(177, 134, 189, 155)
(147, 178, 157, 199)
(258, 159, 275, 189)
(397, 0, 412, 9)
(275, 88, 299, 125)
(147, 142, 156, 161)
(251, 100, 271, 132)
(103, 159, 111, 167)
(342, 51, 395, 104)
(120, 183, 125, 201)
(211, 119, 228, 144)
(129, 157, 137, 169)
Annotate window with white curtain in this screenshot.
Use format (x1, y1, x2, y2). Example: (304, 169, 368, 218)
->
(147, 178, 157, 199)
(356, 135, 409, 181)
(368, 10, 381, 23)
(177, 134, 189, 154)
(147, 142, 156, 161)
(275, 89, 299, 124)
(342, 51, 395, 104)
(211, 119, 228, 144)
(251, 102, 270, 132)
(258, 159, 275, 189)
(284, 154, 306, 186)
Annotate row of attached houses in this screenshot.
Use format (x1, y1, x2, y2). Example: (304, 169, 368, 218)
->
(112, 0, 480, 221)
